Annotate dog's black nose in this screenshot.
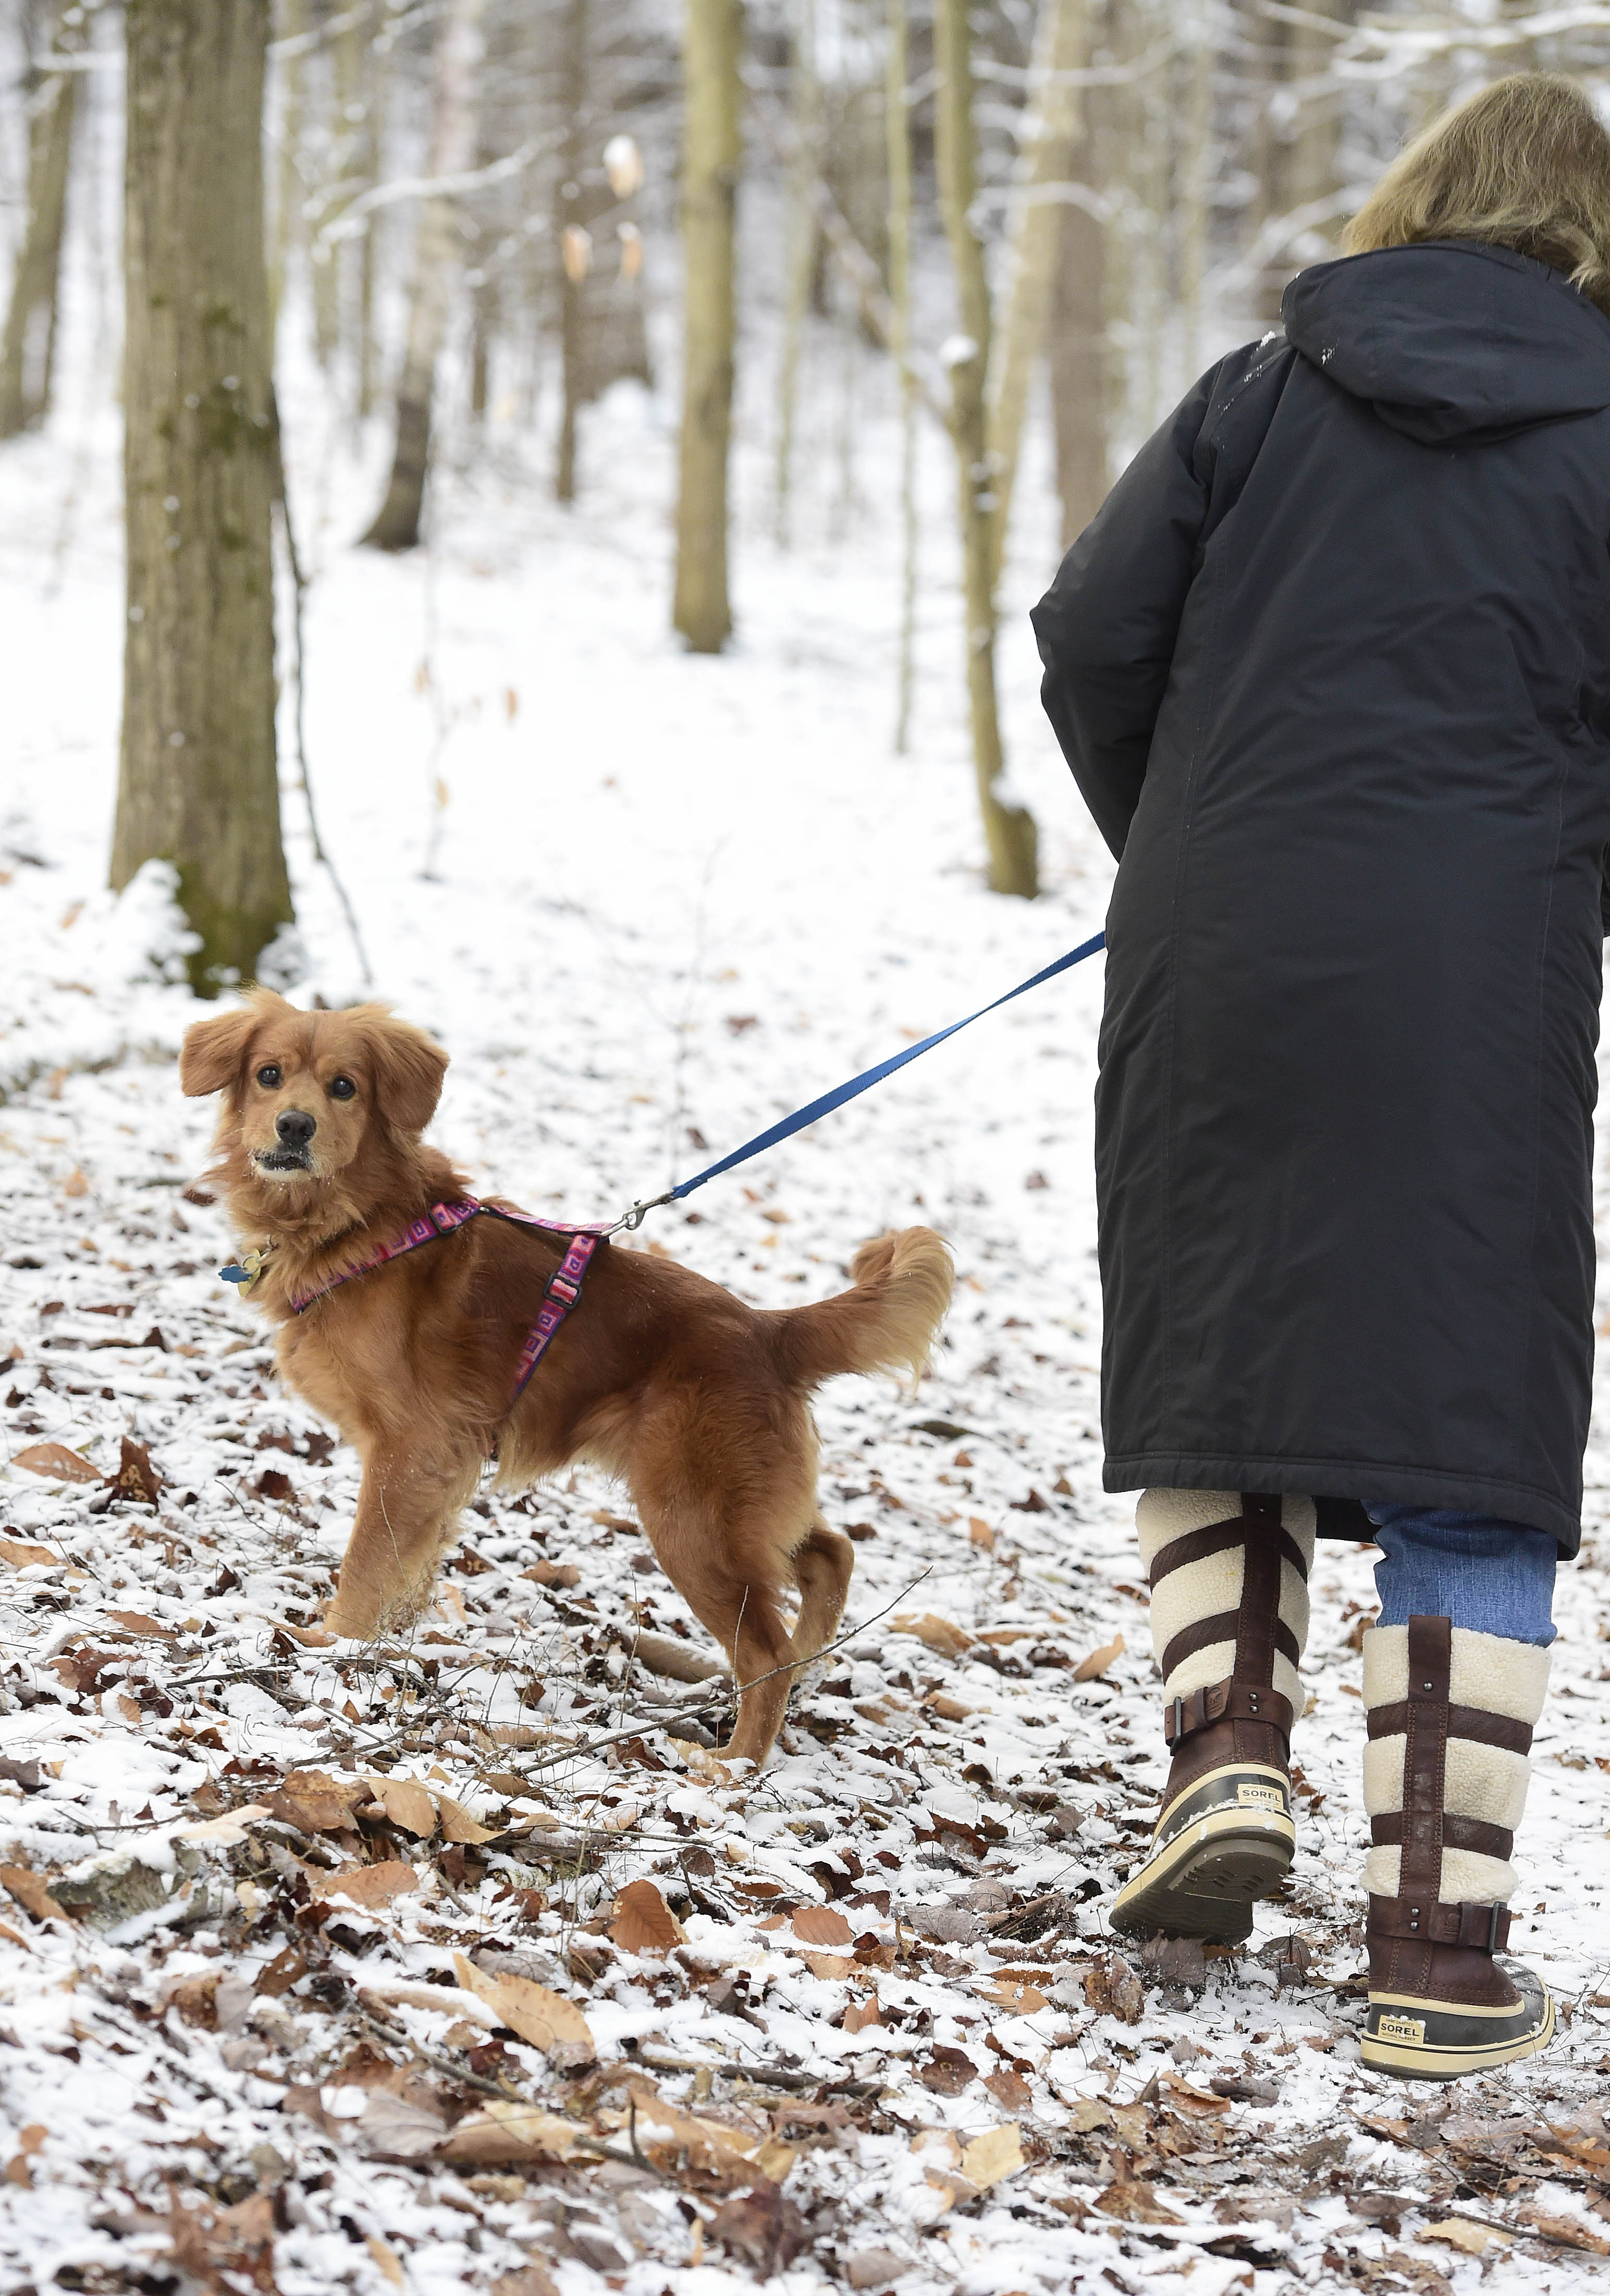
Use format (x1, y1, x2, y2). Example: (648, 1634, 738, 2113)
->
(276, 1109, 316, 1147)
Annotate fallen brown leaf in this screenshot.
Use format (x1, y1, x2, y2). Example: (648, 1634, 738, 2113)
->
(1073, 1632, 1125, 1682)
(309, 1861, 420, 1910)
(0, 1536, 60, 1568)
(793, 1904, 853, 1949)
(961, 2124, 1025, 2190)
(1517, 2210, 1610, 2255)
(267, 1769, 363, 1834)
(364, 1776, 437, 1838)
(522, 1559, 582, 1590)
(1096, 2182, 1182, 2225)
(1419, 2220, 1511, 2257)
(0, 1866, 66, 1923)
(11, 1442, 100, 1485)
(611, 1877, 687, 1953)
(438, 2103, 601, 2158)
(105, 1436, 161, 1507)
(436, 1790, 498, 1845)
(453, 1953, 595, 2063)
(891, 1613, 974, 1657)
(842, 1998, 882, 2034)
(105, 1610, 176, 1641)
(710, 2180, 810, 2273)
(2, 2124, 45, 2187)
(919, 2045, 978, 2096)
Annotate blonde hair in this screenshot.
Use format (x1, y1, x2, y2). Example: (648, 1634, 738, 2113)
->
(1344, 73, 1610, 317)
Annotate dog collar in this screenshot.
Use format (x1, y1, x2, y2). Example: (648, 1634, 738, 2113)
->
(219, 1242, 276, 1295)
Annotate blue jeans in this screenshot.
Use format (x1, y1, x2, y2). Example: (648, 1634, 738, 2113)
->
(1365, 1505, 1557, 1648)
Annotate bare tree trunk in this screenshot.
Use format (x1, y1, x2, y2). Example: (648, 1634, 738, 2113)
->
(886, 0, 916, 753)
(360, 0, 484, 551)
(1050, 0, 1117, 548)
(114, 0, 290, 995)
(269, 0, 306, 339)
(1176, 4, 1213, 385)
(555, 0, 588, 502)
(312, 18, 360, 370)
(773, 0, 818, 545)
(985, 0, 1087, 592)
(934, 0, 1037, 898)
(1248, 0, 1350, 322)
(672, 0, 742, 652)
(355, 21, 389, 420)
(0, 2, 83, 439)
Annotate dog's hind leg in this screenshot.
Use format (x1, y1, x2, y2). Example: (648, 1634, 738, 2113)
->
(789, 1517, 855, 1667)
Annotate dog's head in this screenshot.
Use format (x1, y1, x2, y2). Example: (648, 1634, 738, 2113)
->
(180, 991, 449, 1199)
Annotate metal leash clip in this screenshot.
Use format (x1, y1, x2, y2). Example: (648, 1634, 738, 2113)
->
(609, 1190, 678, 1237)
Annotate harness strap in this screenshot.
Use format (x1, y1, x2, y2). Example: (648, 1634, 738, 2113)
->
(512, 1231, 598, 1397)
(284, 1194, 599, 1405)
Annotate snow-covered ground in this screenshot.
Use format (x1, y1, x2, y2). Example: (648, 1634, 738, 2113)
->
(2, 342, 1610, 2296)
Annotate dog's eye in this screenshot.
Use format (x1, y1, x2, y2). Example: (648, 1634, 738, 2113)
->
(255, 1064, 281, 1090)
(328, 1076, 357, 1102)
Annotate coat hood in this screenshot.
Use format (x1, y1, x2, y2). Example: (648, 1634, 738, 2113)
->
(1282, 239, 1610, 443)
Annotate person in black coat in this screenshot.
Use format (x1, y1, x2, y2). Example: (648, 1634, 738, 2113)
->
(1032, 73, 1610, 2079)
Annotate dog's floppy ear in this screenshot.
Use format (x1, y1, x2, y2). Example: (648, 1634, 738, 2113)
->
(361, 1010, 449, 1135)
(179, 1000, 268, 1098)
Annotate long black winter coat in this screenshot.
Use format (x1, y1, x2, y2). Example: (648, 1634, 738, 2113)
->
(1032, 240, 1610, 1556)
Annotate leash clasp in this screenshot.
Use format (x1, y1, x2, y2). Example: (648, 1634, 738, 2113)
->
(611, 1190, 677, 1237)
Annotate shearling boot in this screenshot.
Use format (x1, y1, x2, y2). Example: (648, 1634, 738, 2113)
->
(1361, 1615, 1554, 2079)
(1111, 1490, 1314, 1943)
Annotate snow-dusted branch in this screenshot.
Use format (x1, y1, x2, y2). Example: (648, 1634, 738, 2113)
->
(312, 133, 564, 254)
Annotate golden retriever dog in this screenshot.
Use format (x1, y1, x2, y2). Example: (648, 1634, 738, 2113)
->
(179, 991, 953, 1766)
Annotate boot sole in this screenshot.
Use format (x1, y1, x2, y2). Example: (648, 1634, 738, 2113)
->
(1110, 1766, 1295, 1944)
(1362, 1963, 1554, 2082)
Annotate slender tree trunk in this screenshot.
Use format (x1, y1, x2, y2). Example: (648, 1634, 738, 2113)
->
(114, 0, 290, 995)
(355, 22, 389, 421)
(886, 0, 917, 753)
(1049, 141, 1108, 548)
(312, 19, 359, 371)
(555, 0, 588, 502)
(933, 0, 1037, 898)
(985, 0, 1087, 593)
(1249, 0, 1350, 322)
(269, 0, 306, 339)
(360, 0, 484, 551)
(672, 0, 742, 652)
(773, 0, 818, 545)
(1176, 5, 1213, 385)
(0, 2, 83, 439)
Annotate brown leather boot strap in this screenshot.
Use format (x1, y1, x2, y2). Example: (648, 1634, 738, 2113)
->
(1148, 1519, 1310, 1587)
(1371, 1811, 1514, 1861)
(1164, 1677, 1294, 1749)
(1368, 1891, 1511, 1952)
(1367, 1699, 1532, 1754)
(1399, 1615, 1453, 1897)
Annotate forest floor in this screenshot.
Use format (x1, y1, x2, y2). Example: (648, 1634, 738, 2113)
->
(2, 368, 1610, 2296)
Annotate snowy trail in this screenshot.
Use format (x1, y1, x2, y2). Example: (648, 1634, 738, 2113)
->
(1, 383, 1609, 2295)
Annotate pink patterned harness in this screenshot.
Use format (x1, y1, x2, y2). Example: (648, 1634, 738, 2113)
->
(289, 1197, 601, 1402)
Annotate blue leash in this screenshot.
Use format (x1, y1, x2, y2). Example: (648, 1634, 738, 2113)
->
(613, 928, 1107, 1230)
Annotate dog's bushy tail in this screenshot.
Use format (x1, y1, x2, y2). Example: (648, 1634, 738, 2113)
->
(768, 1227, 954, 1390)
